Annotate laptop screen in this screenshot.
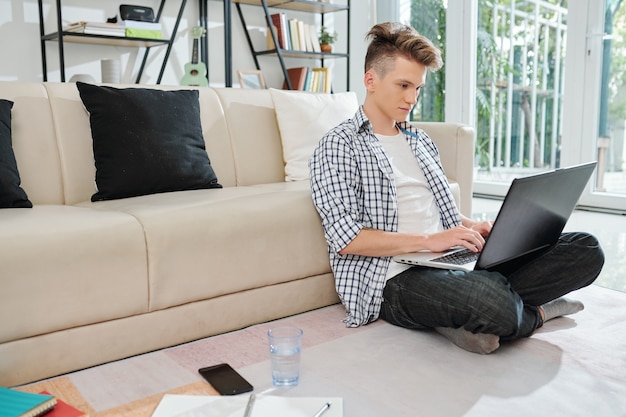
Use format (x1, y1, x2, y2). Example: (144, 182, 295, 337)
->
(476, 162, 596, 270)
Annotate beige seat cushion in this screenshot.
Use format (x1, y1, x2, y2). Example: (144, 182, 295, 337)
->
(0, 205, 148, 343)
(78, 183, 330, 311)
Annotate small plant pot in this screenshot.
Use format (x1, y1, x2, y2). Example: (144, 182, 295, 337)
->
(320, 43, 332, 53)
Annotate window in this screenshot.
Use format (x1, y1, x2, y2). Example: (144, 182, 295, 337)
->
(474, 0, 567, 182)
(392, 0, 626, 211)
(389, 0, 447, 122)
(408, 0, 447, 122)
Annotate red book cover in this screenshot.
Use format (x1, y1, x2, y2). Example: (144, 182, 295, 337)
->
(282, 67, 309, 90)
(39, 392, 88, 417)
(270, 12, 285, 49)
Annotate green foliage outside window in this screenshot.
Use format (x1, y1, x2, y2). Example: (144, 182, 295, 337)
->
(606, 0, 626, 126)
(410, 0, 446, 122)
(410, 0, 625, 172)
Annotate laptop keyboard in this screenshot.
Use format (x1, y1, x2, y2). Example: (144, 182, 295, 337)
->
(431, 249, 480, 265)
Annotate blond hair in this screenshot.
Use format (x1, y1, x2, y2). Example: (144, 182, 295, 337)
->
(364, 22, 443, 77)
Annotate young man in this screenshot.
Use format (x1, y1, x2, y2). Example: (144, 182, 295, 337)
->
(309, 22, 604, 354)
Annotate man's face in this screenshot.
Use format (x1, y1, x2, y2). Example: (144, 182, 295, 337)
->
(366, 56, 428, 123)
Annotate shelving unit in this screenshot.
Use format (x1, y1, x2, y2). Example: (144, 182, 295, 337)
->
(37, 0, 187, 83)
(231, 0, 350, 91)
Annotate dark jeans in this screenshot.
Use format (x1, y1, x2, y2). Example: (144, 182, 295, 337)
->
(379, 232, 604, 341)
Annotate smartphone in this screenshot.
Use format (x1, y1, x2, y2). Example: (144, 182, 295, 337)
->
(198, 363, 254, 395)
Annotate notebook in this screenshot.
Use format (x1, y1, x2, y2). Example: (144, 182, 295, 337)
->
(39, 391, 87, 417)
(0, 387, 57, 417)
(151, 394, 343, 417)
(393, 162, 597, 272)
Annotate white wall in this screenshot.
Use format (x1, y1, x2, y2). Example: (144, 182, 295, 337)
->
(0, 0, 376, 100)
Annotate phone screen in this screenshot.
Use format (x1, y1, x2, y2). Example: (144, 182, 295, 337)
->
(198, 363, 254, 395)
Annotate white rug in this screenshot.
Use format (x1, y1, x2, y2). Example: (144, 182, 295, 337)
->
(237, 284, 626, 417)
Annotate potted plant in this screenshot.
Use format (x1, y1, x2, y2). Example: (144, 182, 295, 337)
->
(319, 26, 337, 53)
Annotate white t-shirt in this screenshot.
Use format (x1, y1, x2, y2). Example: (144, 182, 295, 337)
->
(377, 132, 444, 281)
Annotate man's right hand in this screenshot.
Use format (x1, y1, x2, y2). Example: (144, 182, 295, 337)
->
(338, 226, 485, 257)
(423, 226, 486, 253)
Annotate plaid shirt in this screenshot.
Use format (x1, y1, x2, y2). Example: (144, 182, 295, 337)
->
(309, 107, 460, 327)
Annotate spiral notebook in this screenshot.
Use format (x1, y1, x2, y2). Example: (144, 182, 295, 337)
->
(0, 387, 57, 417)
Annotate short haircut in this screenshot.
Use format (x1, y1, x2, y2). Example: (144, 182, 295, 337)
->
(364, 22, 443, 78)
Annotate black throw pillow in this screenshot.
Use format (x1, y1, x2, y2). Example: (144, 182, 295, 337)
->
(76, 82, 222, 202)
(0, 99, 32, 208)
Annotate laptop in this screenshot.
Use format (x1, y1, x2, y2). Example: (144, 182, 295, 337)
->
(393, 162, 597, 272)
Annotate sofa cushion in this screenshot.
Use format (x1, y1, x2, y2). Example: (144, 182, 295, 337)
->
(269, 89, 358, 181)
(0, 99, 32, 208)
(76, 82, 222, 201)
(77, 182, 331, 311)
(0, 205, 148, 344)
(212, 88, 286, 186)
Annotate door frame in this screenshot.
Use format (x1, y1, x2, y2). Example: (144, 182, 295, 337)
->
(561, 0, 626, 212)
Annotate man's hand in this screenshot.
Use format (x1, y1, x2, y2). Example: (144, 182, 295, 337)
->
(468, 220, 493, 237)
(424, 226, 486, 253)
(339, 222, 490, 257)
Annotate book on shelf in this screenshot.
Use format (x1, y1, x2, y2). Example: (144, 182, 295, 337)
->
(311, 67, 331, 93)
(123, 20, 162, 39)
(64, 20, 162, 39)
(308, 24, 321, 53)
(310, 69, 320, 92)
(83, 28, 125, 37)
(282, 67, 331, 93)
(125, 28, 162, 39)
(122, 20, 162, 30)
(287, 18, 302, 51)
(297, 20, 308, 51)
(64, 21, 125, 37)
(0, 386, 57, 417)
(282, 67, 308, 90)
(270, 12, 288, 49)
(267, 24, 277, 50)
(289, 20, 319, 52)
(39, 391, 88, 417)
(267, 14, 322, 53)
(304, 22, 318, 52)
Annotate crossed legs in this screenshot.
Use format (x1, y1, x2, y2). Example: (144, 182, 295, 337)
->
(379, 232, 604, 353)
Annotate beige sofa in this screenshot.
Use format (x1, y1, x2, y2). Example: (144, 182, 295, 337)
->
(0, 82, 474, 387)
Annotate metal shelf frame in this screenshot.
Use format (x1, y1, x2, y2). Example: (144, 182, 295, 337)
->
(236, 0, 350, 90)
(38, 0, 188, 83)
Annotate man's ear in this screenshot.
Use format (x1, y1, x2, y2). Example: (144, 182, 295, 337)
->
(364, 70, 376, 90)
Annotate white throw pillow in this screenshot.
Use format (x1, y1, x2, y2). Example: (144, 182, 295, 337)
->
(269, 88, 359, 181)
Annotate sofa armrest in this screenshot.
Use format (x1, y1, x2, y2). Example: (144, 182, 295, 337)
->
(412, 122, 475, 217)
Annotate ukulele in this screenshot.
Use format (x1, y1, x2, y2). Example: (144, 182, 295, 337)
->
(180, 26, 208, 86)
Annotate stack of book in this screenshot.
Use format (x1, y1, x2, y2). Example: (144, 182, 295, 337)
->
(64, 21, 126, 37)
(282, 67, 331, 93)
(268, 13, 321, 53)
(0, 387, 87, 417)
(63, 20, 162, 39)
